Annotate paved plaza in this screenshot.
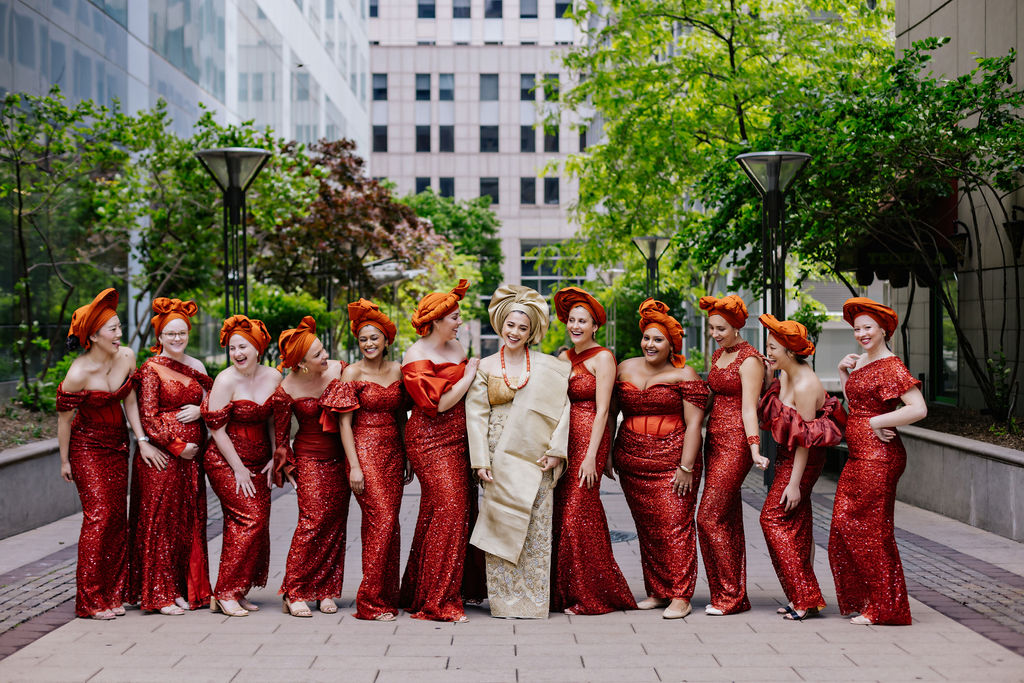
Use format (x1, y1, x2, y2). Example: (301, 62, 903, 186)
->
(0, 469, 1022, 682)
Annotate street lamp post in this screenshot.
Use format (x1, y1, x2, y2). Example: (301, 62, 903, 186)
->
(596, 266, 625, 356)
(195, 147, 272, 319)
(631, 236, 671, 299)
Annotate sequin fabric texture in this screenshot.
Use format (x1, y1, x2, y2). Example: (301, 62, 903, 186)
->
(829, 356, 920, 625)
(56, 377, 134, 617)
(324, 379, 407, 619)
(273, 380, 351, 603)
(400, 360, 473, 621)
(698, 341, 760, 614)
(552, 348, 636, 615)
(129, 357, 213, 611)
(201, 398, 273, 601)
(613, 380, 708, 600)
(758, 380, 846, 612)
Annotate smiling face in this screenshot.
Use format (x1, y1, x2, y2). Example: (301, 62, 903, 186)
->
(159, 317, 190, 356)
(228, 333, 259, 371)
(566, 305, 598, 346)
(764, 335, 793, 371)
(852, 313, 886, 352)
(708, 314, 739, 348)
(89, 315, 122, 355)
(301, 337, 329, 374)
(640, 325, 671, 366)
(431, 306, 462, 341)
(357, 324, 387, 361)
(501, 311, 532, 351)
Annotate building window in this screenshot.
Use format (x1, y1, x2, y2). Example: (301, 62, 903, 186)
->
(415, 73, 430, 101)
(372, 125, 387, 152)
(520, 0, 537, 18)
(416, 125, 431, 152)
(485, 0, 503, 19)
(418, 0, 435, 19)
(520, 178, 536, 205)
(238, 73, 249, 101)
(439, 125, 454, 152)
(520, 125, 536, 153)
(480, 74, 499, 101)
(372, 73, 387, 100)
(369, 0, 378, 17)
(480, 177, 499, 205)
(415, 177, 431, 193)
(480, 126, 499, 153)
(453, 0, 471, 18)
(439, 73, 454, 100)
(555, 1, 571, 18)
(544, 73, 559, 101)
(520, 74, 535, 101)
(579, 126, 587, 151)
(544, 126, 559, 153)
(544, 177, 560, 205)
(440, 177, 455, 197)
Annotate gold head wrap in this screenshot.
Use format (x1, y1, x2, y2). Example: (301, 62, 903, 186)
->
(488, 284, 549, 346)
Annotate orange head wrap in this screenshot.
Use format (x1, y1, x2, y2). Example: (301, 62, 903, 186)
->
(638, 298, 686, 368)
(348, 298, 397, 345)
(842, 297, 898, 341)
(219, 314, 271, 355)
(699, 294, 748, 329)
(411, 279, 470, 336)
(67, 288, 119, 350)
(553, 286, 606, 327)
(277, 316, 319, 372)
(758, 314, 815, 357)
(149, 298, 198, 352)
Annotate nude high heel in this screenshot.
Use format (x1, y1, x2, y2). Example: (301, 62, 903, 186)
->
(210, 597, 249, 617)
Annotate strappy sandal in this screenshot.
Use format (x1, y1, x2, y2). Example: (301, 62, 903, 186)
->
(782, 605, 811, 621)
(850, 615, 873, 625)
(238, 596, 260, 612)
(319, 599, 338, 614)
(373, 612, 397, 622)
(282, 598, 313, 618)
(89, 610, 116, 620)
(210, 597, 249, 617)
(159, 604, 185, 616)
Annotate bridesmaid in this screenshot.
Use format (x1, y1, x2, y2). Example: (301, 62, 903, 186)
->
(830, 298, 927, 625)
(757, 314, 846, 621)
(331, 299, 410, 621)
(612, 299, 707, 620)
(57, 288, 161, 619)
(466, 285, 571, 618)
(202, 315, 279, 617)
(272, 316, 348, 618)
(696, 294, 765, 616)
(400, 280, 480, 622)
(129, 297, 213, 615)
(550, 286, 636, 615)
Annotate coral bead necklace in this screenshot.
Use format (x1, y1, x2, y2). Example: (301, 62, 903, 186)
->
(500, 346, 531, 390)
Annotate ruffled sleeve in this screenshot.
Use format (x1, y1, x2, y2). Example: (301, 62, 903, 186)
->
(402, 360, 465, 418)
(271, 386, 295, 487)
(136, 362, 187, 456)
(201, 394, 231, 431)
(55, 383, 86, 412)
(679, 379, 710, 410)
(320, 379, 359, 413)
(759, 380, 847, 451)
(877, 357, 922, 402)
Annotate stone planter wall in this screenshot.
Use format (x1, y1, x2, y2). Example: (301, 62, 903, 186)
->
(0, 439, 81, 540)
(897, 426, 1024, 541)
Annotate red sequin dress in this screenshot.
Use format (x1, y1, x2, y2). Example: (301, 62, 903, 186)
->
(613, 379, 709, 600)
(56, 377, 133, 617)
(323, 379, 407, 619)
(272, 380, 351, 603)
(829, 356, 920, 625)
(129, 357, 213, 611)
(552, 348, 637, 614)
(400, 359, 474, 621)
(758, 380, 846, 612)
(698, 341, 760, 614)
(201, 397, 273, 601)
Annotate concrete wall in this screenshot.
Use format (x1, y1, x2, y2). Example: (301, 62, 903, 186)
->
(897, 426, 1024, 541)
(0, 439, 82, 540)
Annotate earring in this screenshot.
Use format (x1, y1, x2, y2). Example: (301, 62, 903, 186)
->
(300, 365, 309, 374)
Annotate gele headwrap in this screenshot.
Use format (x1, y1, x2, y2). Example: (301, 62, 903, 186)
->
(638, 298, 686, 368)
(488, 284, 549, 346)
(553, 286, 606, 327)
(277, 316, 319, 371)
(698, 294, 748, 329)
(348, 298, 397, 345)
(219, 314, 272, 355)
(149, 298, 198, 352)
(842, 297, 897, 340)
(68, 288, 119, 350)
(758, 314, 815, 357)
(411, 279, 470, 336)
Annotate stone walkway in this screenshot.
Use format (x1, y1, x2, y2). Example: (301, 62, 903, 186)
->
(0, 468, 1022, 682)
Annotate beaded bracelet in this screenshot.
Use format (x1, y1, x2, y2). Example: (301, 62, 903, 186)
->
(746, 435, 760, 446)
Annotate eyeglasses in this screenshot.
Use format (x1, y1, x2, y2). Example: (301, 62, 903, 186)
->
(161, 331, 189, 339)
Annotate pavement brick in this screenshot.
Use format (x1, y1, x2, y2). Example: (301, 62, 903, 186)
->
(519, 667, 661, 682)
(309, 654, 447, 669)
(89, 668, 238, 683)
(377, 671, 516, 683)
(656, 666, 805, 682)
(0, 665, 101, 682)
